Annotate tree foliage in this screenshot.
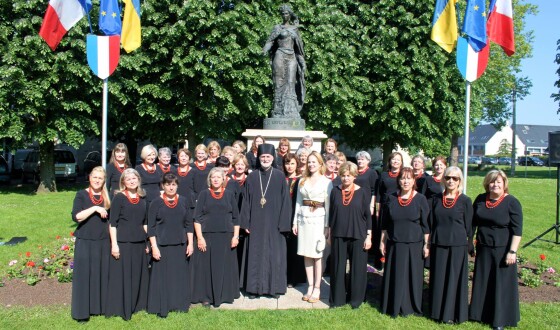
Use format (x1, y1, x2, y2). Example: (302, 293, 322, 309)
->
(552, 39, 560, 114)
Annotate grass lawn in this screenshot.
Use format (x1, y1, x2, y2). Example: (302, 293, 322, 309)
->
(0, 167, 559, 328)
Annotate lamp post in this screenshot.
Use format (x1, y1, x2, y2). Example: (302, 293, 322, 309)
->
(511, 86, 517, 177)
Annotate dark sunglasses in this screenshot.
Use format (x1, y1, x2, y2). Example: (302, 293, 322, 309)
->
(444, 176, 460, 182)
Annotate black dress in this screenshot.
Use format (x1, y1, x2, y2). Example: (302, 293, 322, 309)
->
(191, 189, 240, 307)
(414, 172, 428, 195)
(190, 162, 214, 204)
(285, 176, 306, 286)
(135, 164, 163, 206)
(470, 194, 522, 328)
(105, 193, 149, 320)
(146, 196, 193, 317)
(381, 192, 430, 317)
(355, 167, 380, 268)
(424, 175, 443, 202)
(240, 167, 292, 296)
(246, 151, 258, 171)
(177, 166, 195, 216)
(71, 190, 110, 321)
(106, 162, 126, 198)
(429, 193, 472, 323)
(329, 186, 372, 308)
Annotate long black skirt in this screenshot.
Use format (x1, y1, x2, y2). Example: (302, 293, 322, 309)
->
(286, 232, 306, 286)
(469, 245, 520, 328)
(147, 243, 190, 317)
(429, 245, 469, 323)
(191, 233, 240, 307)
(71, 238, 110, 320)
(105, 241, 150, 320)
(381, 240, 424, 317)
(330, 237, 368, 308)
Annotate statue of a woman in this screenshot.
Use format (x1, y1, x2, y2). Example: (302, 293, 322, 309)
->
(263, 4, 306, 119)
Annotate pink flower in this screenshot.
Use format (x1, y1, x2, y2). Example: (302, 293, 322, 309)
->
(8, 260, 17, 266)
(61, 245, 70, 251)
(547, 267, 556, 274)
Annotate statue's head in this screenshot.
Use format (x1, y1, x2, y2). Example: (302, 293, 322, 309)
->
(279, 4, 298, 25)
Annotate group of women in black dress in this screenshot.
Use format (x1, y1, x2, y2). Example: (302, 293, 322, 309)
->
(72, 139, 523, 329)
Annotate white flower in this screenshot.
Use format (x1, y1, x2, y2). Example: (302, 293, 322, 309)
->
(8, 260, 17, 266)
(44, 258, 50, 263)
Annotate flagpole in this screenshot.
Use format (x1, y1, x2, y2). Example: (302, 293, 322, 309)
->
(102, 78, 108, 170)
(463, 80, 471, 194)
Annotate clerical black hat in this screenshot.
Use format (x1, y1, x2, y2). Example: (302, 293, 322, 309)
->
(257, 143, 275, 157)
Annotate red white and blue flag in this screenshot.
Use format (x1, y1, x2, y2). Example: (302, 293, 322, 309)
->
(39, 0, 91, 51)
(86, 34, 120, 79)
(456, 37, 489, 82)
(487, 0, 515, 56)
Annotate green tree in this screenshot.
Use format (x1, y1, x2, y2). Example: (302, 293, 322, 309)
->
(497, 138, 512, 157)
(552, 39, 560, 113)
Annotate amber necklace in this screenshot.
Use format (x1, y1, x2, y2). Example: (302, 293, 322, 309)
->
(125, 190, 140, 204)
(234, 173, 247, 186)
(398, 190, 416, 207)
(358, 167, 369, 175)
(433, 175, 442, 183)
(195, 160, 207, 171)
(114, 162, 126, 173)
(210, 187, 225, 200)
(486, 193, 507, 209)
(163, 194, 178, 208)
(442, 190, 460, 209)
(326, 173, 336, 181)
(388, 170, 399, 178)
(178, 165, 190, 177)
(88, 187, 104, 205)
(158, 163, 171, 173)
(142, 162, 156, 174)
(342, 184, 355, 206)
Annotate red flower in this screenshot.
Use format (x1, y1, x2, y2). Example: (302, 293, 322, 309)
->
(70, 231, 74, 237)
(380, 257, 386, 263)
(25, 252, 31, 258)
(56, 235, 61, 240)
(540, 254, 546, 261)
(26, 261, 35, 267)
(61, 245, 70, 251)
(38, 266, 43, 270)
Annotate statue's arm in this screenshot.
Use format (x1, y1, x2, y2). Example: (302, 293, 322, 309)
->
(262, 25, 281, 55)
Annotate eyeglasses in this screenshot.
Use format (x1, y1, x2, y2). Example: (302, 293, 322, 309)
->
(444, 176, 460, 182)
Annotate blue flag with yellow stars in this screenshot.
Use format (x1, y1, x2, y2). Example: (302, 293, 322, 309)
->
(99, 0, 121, 36)
(461, 0, 487, 52)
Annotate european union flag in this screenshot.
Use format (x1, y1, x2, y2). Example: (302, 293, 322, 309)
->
(99, 0, 121, 36)
(462, 0, 487, 52)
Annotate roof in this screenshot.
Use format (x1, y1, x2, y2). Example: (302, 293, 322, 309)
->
(514, 125, 560, 148)
(457, 124, 499, 145)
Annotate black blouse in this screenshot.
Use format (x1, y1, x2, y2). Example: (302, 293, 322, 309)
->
(190, 162, 214, 201)
(355, 167, 378, 198)
(135, 164, 163, 205)
(472, 193, 523, 247)
(329, 186, 372, 240)
(430, 193, 472, 246)
(194, 189, 239, 233)
(415, 172, 428, 195)
(106, 162, 126, 198)
(147, 196, 193, 245)
(71, 189, 109, 240)
(109, 193, 147, 242)
(376, 171, 399, 205)
(382, 192, 430, 243)
(246, 151, 258, 171)
(424, 175, 443, 201)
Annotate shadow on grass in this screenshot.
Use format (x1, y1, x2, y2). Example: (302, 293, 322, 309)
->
(0, 181, 84, 195)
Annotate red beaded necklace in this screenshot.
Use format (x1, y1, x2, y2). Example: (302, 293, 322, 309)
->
(142, 162, 156, 174)
(433, 176, 442, 183)
(114, 162, 126, 173)
(158, 163, 171, 173)
(326, 173, 336, 181)
(234, 173, 247, 186)
(358, 167, 369, 175)
(398, 191, 416, 207)
(125, 190, 140, 204)
(442, 191, 460, 209)
(485, 193, 507, 209)
(414, 170, 424, 179)
(178, 165, 191, 177)
(342, 184, 356, 206)
(195, 160, 207, 171)
(88, 187, 104, 205)
(210, 187, 225, 199)
(163, 194, 178, 208)
(388, 170, 399, 178)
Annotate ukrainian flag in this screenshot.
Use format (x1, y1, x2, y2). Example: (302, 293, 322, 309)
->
(430, 0, 458, 53)
(121, 0, 141, 53)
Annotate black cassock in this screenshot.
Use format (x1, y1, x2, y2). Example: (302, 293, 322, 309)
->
(240, 167, 291, 296)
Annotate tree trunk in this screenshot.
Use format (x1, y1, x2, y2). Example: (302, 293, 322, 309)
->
(449, 134, 459, 167)
(37, 141, 57, 193)
(382, 140, 394, 172)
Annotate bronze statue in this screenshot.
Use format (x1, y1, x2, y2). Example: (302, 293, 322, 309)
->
(263, 4, 306, 119)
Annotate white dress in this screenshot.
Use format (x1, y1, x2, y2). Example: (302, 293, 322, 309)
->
(293, 176, 333, 258)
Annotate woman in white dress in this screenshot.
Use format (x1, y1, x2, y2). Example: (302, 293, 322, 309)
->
(292, 151, 333, 303)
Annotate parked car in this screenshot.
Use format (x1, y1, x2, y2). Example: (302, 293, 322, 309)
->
(517, 156, 544, 166)
(83, 151, 102, 176)
(468, 156, 482, 164)
(0, 156, 10, 184)
(22, 149, 78, 183)
(11, 149, 34, 177)
(498, 157, 512, 165)
(481, 157, 498, 165)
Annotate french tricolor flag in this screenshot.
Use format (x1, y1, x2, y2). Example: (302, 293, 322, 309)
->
(39, 0, 91, 51)
(487, 0, 515, 56)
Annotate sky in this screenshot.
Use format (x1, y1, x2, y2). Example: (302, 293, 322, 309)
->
(515, 1, 559, 126)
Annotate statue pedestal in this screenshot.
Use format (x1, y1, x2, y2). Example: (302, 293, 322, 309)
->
(263, 118, 306, 131)
(242, 129, 327, 154)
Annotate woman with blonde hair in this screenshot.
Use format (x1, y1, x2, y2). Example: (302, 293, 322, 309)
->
(135, 144, 162, 206)
(106, 169, 149, 320)
(71, 166, 111, 321)
(292, 151, 332, 303)
(191, 144, 214, 202)
(232, 140, 246, 155)
(207, 141, 221, 164)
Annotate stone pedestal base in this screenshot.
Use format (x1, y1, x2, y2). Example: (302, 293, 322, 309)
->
(263, 118, 306, 131)
(242, 129, 327, 154)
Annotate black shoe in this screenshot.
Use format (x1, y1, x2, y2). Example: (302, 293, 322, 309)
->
(247, 294, 257, 299)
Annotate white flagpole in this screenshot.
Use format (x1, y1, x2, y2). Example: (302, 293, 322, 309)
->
(102, 78, 108, 170)
(463, 81, 471, 194)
